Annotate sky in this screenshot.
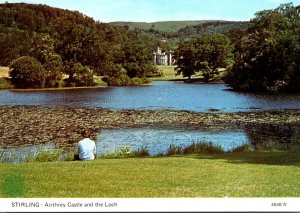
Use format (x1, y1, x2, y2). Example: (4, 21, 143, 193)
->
(1, 0, 300, 22)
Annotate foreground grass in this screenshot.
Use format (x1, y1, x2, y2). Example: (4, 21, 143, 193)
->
(1, 151, 300, 198)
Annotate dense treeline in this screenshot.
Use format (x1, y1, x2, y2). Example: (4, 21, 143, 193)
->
(132, 21, 248, 49)
(0, 3, 158, 88)
(174, 3, 300, 92)
(176, 21, 249, 40)
(1, 3, 300, 93)
(224, 3, 300, 92)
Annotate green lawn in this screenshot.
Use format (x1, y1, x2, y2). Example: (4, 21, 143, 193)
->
(0, 66, 9, 78)
(150, 66, 188, 81)
(1, 151, 300, 198)
(150, 65, 205, 81)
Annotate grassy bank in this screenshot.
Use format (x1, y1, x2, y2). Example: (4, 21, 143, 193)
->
(1, 151, 300, 197)
(0, 67, 13, 89)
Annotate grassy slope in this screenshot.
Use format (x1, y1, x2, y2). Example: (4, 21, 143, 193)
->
(1, 152, 300, 198)
(110, 20, 216, 32)
(150, 65, 201, 81)
(150, 65, 180, 81)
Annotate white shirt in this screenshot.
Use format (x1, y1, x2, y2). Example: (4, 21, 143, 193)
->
(77, 138, 96, 160)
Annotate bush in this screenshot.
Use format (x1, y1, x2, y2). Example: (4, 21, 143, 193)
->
(9, 56, 46, 88)
(128, 77, 143, 86)
(107, 74, 130, 86)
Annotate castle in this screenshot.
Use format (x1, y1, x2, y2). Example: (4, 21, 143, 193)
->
(153, 47, 174, 66)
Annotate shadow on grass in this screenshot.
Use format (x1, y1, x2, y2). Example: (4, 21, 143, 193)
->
(186, 151, 300, 167)
(1, 171, 26, 197)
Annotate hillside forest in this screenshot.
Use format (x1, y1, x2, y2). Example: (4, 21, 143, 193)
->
(0, 2, 300, 92)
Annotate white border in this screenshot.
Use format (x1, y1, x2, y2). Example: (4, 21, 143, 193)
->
(0, 198, 300, 212)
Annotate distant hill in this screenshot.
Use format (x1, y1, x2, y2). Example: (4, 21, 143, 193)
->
(109, 20, 222, 32)
(111, 20, 249, 49)
(177, 21, 249, 38)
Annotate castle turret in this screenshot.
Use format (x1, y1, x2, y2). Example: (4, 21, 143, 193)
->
(153, 47, 174, 66)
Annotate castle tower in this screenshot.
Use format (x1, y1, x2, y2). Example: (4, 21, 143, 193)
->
(167, 51, 173, 66)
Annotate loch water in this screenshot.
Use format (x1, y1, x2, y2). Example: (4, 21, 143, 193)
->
(1, 81, 300, 112)
(1, 81, 300, 161)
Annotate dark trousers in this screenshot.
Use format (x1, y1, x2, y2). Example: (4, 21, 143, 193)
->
(74, 154, 81, 161)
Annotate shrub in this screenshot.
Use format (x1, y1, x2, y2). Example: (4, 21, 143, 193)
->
(141, 77, 151, 85)
(9, 56, 46, 88)
(93, 76, 108, 86)
(107, 74, 130, 86)
(128, 77, 143, 86)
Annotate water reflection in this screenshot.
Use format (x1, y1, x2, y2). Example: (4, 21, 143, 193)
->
(244, 123, 300, 149)
(96, 128, 250, 156)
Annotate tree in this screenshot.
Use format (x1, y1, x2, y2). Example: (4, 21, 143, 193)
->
(0, 3, 161, 87)
(43, 54, 63, 87)
(175, 33, 233, 81)
(120, 30, 157, 78)
(9, 56, 46, 88)
(193, 33, 233, 82)
(0, 28, 32, 66)
(224, 3, 300, 92)
(174, 41, 197, 80)
(29, 33, 63, 87)
(63, 61, 95, 87)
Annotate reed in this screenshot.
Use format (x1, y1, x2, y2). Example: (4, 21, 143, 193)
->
(167, 144, 183, 155)
(183, 142, 225, 154)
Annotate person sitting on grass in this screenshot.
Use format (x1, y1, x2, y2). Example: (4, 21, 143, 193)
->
(74, 130, 96, 160)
